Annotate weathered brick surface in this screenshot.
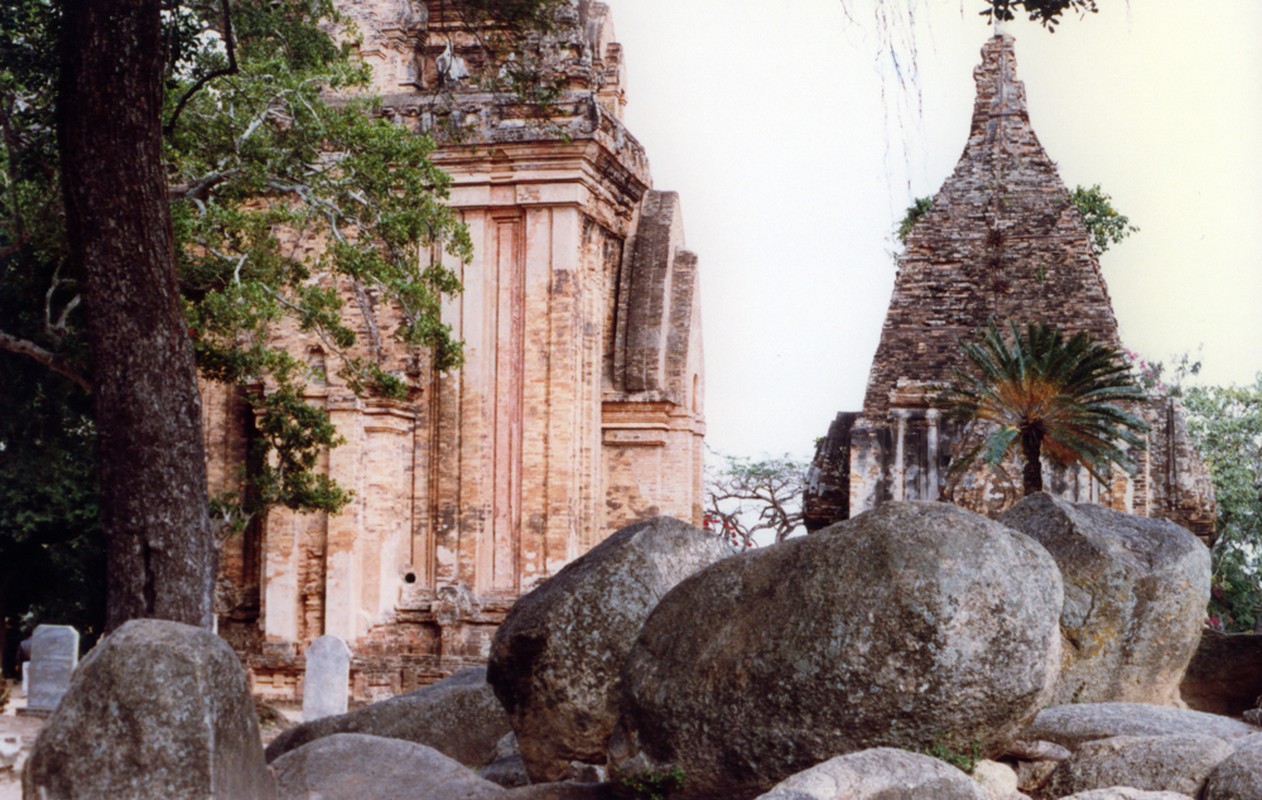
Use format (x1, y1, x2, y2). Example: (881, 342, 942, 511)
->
(806, 35, 1215, 541)
(204, 0, 705, 701)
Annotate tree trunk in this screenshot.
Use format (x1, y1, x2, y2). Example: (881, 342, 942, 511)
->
(1021, 429, 1044, 496)
(59, 0, 215, 629)
(0, 572, 9, 677)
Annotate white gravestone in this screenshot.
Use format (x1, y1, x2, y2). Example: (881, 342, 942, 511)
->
(19, 625, 79, 717)
(302, 635, 351, 722)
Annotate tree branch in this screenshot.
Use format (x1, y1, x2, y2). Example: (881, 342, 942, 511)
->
(0, 329, 92, 391)
(168, 168, 241, 201)
(164, 0, 237, 136)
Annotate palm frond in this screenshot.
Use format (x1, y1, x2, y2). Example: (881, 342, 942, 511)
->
(942, 320, 1149, 496)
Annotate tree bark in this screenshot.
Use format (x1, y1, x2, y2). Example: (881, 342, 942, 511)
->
(0, 572, 9, 676)
(59, 0, 215, 629)
(1021, 429, 1044, 496)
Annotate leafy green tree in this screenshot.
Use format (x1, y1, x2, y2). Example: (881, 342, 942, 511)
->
(1071, 184, 1139, 256)
(167, 0, 477, 516)
(1, 0, 558, 629)
(945, 321, 1148, 496)
(0, 0, 107, 660)
(980, 0, 1098, 31)
(58, 0, 219, 628)
(1183, 377, 1262, 631)
(0, 358, 105, 672)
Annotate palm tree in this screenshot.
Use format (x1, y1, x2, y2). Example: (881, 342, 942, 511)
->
(944, 321, 1149, 496)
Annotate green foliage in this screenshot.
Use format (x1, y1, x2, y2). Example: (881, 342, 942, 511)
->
(0, 354, 106, 665)
(1, 0, 577, 638)
(918, 737, 984, 774)
(895, 196, 933, 245)
(1182, 376, 1262, 632)
(1, 1, 106, 665)
(981, 0, 1098, 32)
(618, 767, 687, 800)
(1071, 184, 1139, 256)
(1126, 349, 1202, 399)
(163, 0, 476, 517)
(2, 0, 483, 523)
(704, 451, 807, 548)
(944, 321, 1148, 496)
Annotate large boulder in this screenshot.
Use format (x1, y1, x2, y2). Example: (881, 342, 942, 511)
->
(1041, 734, 1233, 797)
(487, 516, 734, 783)
(611, 502, 1064, 800)
(270, 733, 501, 800)
(753, 748, 986, 800)
(1202, 737, 1262, 800)
(1056, 791, 1194, 800)
(265, 665, 509, 767)
(1000, 493, 1210, 707)
(22, 619, 275, 800)
(1024, 704, 1258, 751)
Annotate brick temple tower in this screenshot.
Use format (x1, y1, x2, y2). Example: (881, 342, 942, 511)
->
(204, 1, 706, 701)
(805, 34, 1215, 540)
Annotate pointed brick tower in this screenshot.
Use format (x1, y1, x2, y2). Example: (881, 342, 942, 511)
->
(805, 34, 1216, 540)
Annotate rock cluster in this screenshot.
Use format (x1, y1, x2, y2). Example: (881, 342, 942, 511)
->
(611, 502, 1063, 798)
(22, 503, 1262, 799)
(1011, 704, 1262, 799)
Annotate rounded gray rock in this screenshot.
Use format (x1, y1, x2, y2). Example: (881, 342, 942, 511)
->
(1202, 736, 1262, 800)
(1043, 734, 1233, 797)
(612, 502, 1064, 799)
(271, 733, 502, 800)
(755, 747, 987, 800)
(22, 619, 276, 800)
(1000, 493, 1210, 706)
(1024, 703, 1258, 751)
(265, 665, 509, 767)
(487, 516, 735, 782)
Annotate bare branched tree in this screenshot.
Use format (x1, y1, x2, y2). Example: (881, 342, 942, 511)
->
(705, 452, 808, 550)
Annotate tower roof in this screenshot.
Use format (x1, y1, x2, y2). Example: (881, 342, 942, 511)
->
(861, 33, 1122, 414)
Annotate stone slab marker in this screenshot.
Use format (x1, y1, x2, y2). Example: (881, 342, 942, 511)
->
(303, 635, 351, 722)
(18, 624, 78, 717)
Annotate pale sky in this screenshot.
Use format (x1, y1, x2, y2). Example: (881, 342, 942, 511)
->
(610, 0, 1262, 462)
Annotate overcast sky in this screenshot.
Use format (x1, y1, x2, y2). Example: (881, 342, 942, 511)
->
(608, 0, 1262, 463)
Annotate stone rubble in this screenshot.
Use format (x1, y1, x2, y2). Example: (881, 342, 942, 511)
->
(610, 503, 1063, 799)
